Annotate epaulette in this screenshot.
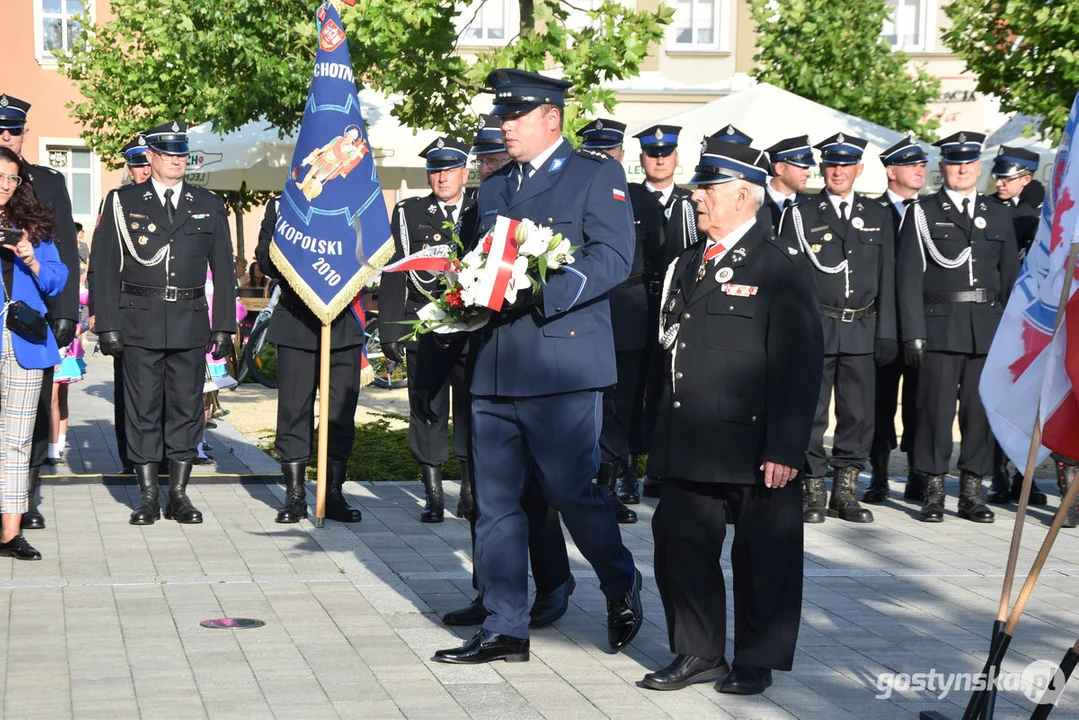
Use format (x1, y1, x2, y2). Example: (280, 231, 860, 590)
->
(396, 196, 423, 208)
(576, 148, 610, 162)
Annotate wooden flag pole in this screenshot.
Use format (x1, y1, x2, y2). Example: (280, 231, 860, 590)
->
(314, 323, 332, 528)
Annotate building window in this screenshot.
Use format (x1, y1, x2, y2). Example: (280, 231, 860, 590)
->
(35, 0, 89, 65)
(883, 0, 934, 52)
(668, 0, 730, 52)
(47, 145, 96, 222)
(457, 0, 515, 45)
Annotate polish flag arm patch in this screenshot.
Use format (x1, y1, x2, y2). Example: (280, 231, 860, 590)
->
(612, 188, 626, 202)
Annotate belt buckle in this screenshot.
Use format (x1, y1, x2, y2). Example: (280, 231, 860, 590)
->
(975, 289, 987, 303)
(840, 308, 856, 323)
(164, 285, 178, 302)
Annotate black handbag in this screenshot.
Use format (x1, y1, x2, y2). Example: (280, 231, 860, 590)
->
(5, 300, 48, 343)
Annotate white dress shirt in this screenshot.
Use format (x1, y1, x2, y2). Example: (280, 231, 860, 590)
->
(944, 187, 977, 217)
(150, 177, 183, 209)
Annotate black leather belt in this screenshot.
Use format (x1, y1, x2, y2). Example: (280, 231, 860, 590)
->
(820, 300, 876, 323)
(121, 282, 205, 302)
(924, 289, 999, 304)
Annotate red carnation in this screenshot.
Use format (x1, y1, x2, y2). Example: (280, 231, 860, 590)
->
(445, 289, 465, 308)
(482, 234, 493, 254)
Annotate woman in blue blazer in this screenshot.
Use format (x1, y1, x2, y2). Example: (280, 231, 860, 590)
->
(0, 146, 68, 561)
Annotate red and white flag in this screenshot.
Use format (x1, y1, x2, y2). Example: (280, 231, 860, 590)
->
(475, 215, 521, 312)
(980, 93, 1079, 466)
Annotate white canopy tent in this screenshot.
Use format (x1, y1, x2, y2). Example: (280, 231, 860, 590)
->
(624, 83, 916, 194)
(184, 89, 439, 193)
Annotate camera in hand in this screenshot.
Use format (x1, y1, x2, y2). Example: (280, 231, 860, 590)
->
(0, 226, 23, 247)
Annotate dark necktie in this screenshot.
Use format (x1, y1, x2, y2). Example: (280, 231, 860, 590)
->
(960, 198, 972, 230)
(839, 201, 849, 222)
(783, 198, 792, 211)
(443, 204, 456, 225)
(164, 188, 175, 224)
(653, 190, 664, 204)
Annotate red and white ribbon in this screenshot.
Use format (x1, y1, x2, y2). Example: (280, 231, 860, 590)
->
(380, 245, 453, 274)
(475, 216, 520, 312)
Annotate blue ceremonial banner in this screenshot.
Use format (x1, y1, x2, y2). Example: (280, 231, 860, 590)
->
(269, 1, 393, 325)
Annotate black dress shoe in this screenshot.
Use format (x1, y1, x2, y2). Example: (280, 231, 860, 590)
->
(641, 476, 661, 498)
(0, 535, 42, 561)
(642, 654, 730, 691)
(607, 568, 643, 651)
(719, 665, 773, 695)
(432, 629, 529, 664)
(442, 594, 490, 626)
(530, 574, 576, 628)
(192, 456, 215, 466)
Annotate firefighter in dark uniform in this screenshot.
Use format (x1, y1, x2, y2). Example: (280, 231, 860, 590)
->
(90, 121, 236, 525)
(780, 133, 897, 524)
(630, 124, 697, 500)
(0, 94, 80, 531)
(866, 136, 928, 504)
(579, 118, 652, 523)
(897, 131, 1020, 523)
(442, 114, 576, 631)
(644, 138, 823, 694)
(254, 196, 365, 525)
(762, 135, 815, 234)
(987, 144, 1049, 505)
(380, 138, 474, 523)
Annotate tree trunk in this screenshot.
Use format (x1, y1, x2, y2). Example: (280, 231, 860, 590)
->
(232, 182, 247, 261)
(519, 0, 534, 37)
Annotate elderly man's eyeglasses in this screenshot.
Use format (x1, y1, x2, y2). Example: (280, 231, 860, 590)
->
(0, 127, 25, 137)
(0, 173, 23, 188)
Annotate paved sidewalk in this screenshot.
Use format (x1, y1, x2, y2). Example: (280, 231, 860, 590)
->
(5, 353, 1078, 719)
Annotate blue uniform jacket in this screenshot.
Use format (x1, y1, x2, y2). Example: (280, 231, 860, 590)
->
(0, 239, 67, 369)
(471, 139, 634, 397)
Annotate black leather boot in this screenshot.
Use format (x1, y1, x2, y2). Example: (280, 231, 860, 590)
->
(326, 460, 363, 522)
(1009, 472, 1048, 506)
(598, 461, 636, 524)
(904, 452, 926, 502)
(456, 460, 473, 520)
(275, 461, 308, 524)
(919, 474, 946, 522)
(988, 458, 1012, 504)
(863, 452, 890, 503)
(419, 464, 444, 523)
(957, 472, 995, 523)
(130, 463, 161, 525)
(21, 465, 45, 530)
(1057, 462, 1079, 529)
(829, 467, 874, 523)
(803, 476, 827, 523)
(164, 460, 203, 524)
(617, 456, 641, 505)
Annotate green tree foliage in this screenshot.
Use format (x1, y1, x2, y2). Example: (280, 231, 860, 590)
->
(57, 0, 671, 165)
(944, 0, 1079, 143)
(748, 0, 940, 136)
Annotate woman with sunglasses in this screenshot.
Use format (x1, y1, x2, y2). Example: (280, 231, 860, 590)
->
(0, 146, 69, 560)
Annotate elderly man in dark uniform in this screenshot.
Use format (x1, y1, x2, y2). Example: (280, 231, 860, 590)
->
(0, 94, 81, 531)
(577, 118, 656, 522)
(254, 196, 365, 525)
(781, 133, 897, 525)
(987, 144, 1049, 506)
(90, 121, 236, 525)
(380, 138, 474, 523)
(762, 136, 815, 234)
(897, 131, 1020, 523)
(866, 136, 928, 504)
(441, 114, 577, 631)
(644, 137, 822, 694)
(433, 69, 642, 665)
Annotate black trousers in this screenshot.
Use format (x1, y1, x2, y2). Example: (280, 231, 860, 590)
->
(123, 346, 204, 464)
(871, 356, 919, 457)
(653, 478, 803, 668)
(467, 469, 571, 594)
(274, 344, 361, 463)
(912, 352, 993, 477)
(113, 357, 131, 469)
(405, 335, 470, 466)
(29, 367, 54, 469)
(599, 348, 648, 467)
(806, 353, 874, 477)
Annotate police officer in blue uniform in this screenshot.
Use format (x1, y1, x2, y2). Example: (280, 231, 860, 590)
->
(762, 136, 815, 234)
(866, 136, 927, 504)
(644, 138, 822, 694)
(781, 133, 897, 525)
(0, 94, 81, 531)
(897, 132, 1020, 523)
(90, 121, 236, 525)
(381, 138, 475, 523)
(433, 69, 642, 665)
(442, 114, 577, 631)
(631, 124, 696, 500)
(578, 118, 654, 522)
